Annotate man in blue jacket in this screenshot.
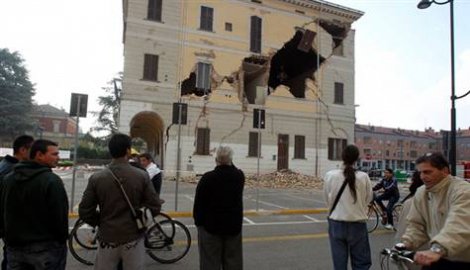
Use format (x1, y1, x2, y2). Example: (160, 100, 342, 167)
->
(0, 139, 69, 269)
(373, 168, 400, 230)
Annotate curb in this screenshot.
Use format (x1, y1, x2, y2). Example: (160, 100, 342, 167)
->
(68, 208, 328, 219)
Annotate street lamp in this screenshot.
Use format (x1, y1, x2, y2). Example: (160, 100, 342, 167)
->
(417, 0, 457, 175)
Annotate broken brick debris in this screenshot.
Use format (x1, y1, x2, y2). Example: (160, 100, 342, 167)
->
(177, 169, 323, 190)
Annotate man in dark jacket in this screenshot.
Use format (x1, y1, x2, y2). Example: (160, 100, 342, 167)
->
(193, 146, 245, 270)
(373, 168, 400, 229)
(0, 135, 34, 270)
(79, 133, 161, 270)
(0, 139, 68, 270)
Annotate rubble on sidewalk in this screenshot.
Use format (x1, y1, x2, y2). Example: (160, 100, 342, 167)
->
(174, 169, 323, 190)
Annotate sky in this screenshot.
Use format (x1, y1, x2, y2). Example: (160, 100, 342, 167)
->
(0, 0, 469, 134)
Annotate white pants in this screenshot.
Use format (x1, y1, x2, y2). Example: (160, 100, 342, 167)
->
(94, 237, 145, 270)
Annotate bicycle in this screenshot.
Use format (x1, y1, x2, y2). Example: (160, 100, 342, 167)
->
(68, 211, 191, 265)
(366, 200, 402, 233)
(380, 247, 415, 270)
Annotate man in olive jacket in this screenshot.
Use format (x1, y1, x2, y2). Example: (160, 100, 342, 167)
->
(79, 133, 161, 270)
(0, 139, 68, 269)
(193, 146, 245, 270)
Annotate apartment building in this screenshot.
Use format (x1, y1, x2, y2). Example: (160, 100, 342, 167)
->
(119, 0, 363, 176)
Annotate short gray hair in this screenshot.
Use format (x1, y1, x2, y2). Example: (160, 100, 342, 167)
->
(215, 145, 233, 165)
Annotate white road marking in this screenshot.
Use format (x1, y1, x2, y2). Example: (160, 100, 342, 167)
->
(243, 217, 256, 224)
(303, 215, 320, 222)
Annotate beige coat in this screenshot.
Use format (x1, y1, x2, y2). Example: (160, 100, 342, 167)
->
(401, 175, 470, 262)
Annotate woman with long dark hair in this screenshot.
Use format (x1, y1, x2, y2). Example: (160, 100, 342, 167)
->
(324, 145, 373, 270)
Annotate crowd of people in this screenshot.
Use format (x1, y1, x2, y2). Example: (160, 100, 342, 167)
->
(0, 134, 469, 270)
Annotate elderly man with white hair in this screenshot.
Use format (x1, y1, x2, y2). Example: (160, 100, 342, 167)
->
(193, 146, 245, 270)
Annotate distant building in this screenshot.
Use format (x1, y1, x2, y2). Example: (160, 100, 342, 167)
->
(31, 104, 77, 148)
(354, 124, 470, 173)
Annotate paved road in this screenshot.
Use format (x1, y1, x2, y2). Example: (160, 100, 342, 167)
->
(52, 169, 400, 269)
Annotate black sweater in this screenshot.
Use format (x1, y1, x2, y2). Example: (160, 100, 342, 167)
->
(193, 164, 245, 235)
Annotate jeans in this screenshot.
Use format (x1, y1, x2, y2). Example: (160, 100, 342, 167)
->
(375, 193, 399, 225)
(328, 219, 371, 270)
(197, 226, 243, 270)
(94, 237, 145, 270)
(6, 241, 66, 270)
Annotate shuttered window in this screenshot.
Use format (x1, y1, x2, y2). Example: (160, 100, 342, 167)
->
(196, 128, 210, 155)
(147, 0, 162, 21)
(328, 138, 347, 160)
(334, 82, 344, 104)
(196, 62, 211, 91)
(250, 16, 262, 53)
(200, 6, 213, 31)
(143, 54, 159, 81)
(294, 135, 305, 159)
(248, 132, 260, 157)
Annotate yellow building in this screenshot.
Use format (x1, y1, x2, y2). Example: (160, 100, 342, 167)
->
(120, 0, 363, 176)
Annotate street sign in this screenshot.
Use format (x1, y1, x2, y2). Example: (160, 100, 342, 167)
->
(253, 108, 265, 129)
(69, 93, 88, 117)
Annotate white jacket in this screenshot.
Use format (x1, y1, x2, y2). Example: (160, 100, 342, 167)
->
(324, 169, 373, 222)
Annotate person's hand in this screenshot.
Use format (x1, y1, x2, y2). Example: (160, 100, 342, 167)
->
(413, 250, 443, 266)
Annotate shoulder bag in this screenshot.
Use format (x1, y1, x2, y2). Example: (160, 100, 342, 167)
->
(107, 168, 149, 231)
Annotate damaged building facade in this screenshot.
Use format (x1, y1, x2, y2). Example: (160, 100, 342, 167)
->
(119, 0, 363, 176)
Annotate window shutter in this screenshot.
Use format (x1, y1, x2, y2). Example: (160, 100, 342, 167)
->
(147, 0, 162, 21)
(249, 132, 259, 157)
(250, 16, 262, 53)
(334, 82, 344, 104)
(143, 54, 158, 81)
(196, 62, 211, 91)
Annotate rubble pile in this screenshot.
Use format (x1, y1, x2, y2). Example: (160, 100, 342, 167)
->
(245, 169, 323, 190)
(170, 169, 323, 190)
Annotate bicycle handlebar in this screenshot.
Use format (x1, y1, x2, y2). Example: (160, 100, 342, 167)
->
(381, 248, 415, 264)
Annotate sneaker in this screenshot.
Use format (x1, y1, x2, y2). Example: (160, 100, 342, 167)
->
(384, 224, 394, 230)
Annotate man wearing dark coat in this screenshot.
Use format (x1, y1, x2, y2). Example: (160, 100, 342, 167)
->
(193, 146, 245, 270)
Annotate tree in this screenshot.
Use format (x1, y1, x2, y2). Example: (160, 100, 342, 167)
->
(92, 73, 122, 135)
(0, 48, 35, 139)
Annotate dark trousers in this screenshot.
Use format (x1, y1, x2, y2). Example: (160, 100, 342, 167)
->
(375, 193, 399, 225)
(422, 258, 470, 270)
(197, 226, 243, 270)
(6, 241, 66, 270)
(328, 219, 371, 270)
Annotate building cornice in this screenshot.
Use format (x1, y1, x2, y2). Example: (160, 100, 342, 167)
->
(280, 0, 364, 21)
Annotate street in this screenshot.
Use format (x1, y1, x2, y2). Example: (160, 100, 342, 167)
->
(51, 168, 400, 270)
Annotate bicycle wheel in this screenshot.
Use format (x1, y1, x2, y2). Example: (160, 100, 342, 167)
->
(392, 203, 403, 226)
(68, 219, 98, 266)
(366, 205, 379, 233)
(146, 220, 191, 264)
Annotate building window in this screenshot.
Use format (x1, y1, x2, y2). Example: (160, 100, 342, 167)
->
(53, 120, 61, 133)
(250, 16, 262, 53)
(196, 62, 211, 92)
(410, 141, 417, 148)
(328, 138, 347, 160)
(225, 22, 232, 32)
(147, 0, 162, 21)
(196, 128, 210, 155)
(332, 37, 344, 56)
(248, 132, 260, 157)
(397, 140, 404, 147)
(334, 82, 344, 104)
(294, 135, 305, 159)
(200, 6, 213, 31)
(143, 54, 159, 81)
(363, 136, 371, 144)
(386, 150, 390, 157)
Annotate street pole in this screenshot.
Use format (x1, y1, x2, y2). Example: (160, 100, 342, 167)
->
(449, 0, 456, 176)
(71, 95, 81, 213)
(256, 109, 261, 211)
(175, 102, 182, 211)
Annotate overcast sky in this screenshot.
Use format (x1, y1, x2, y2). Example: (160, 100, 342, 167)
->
(1, 0, 469, 133)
